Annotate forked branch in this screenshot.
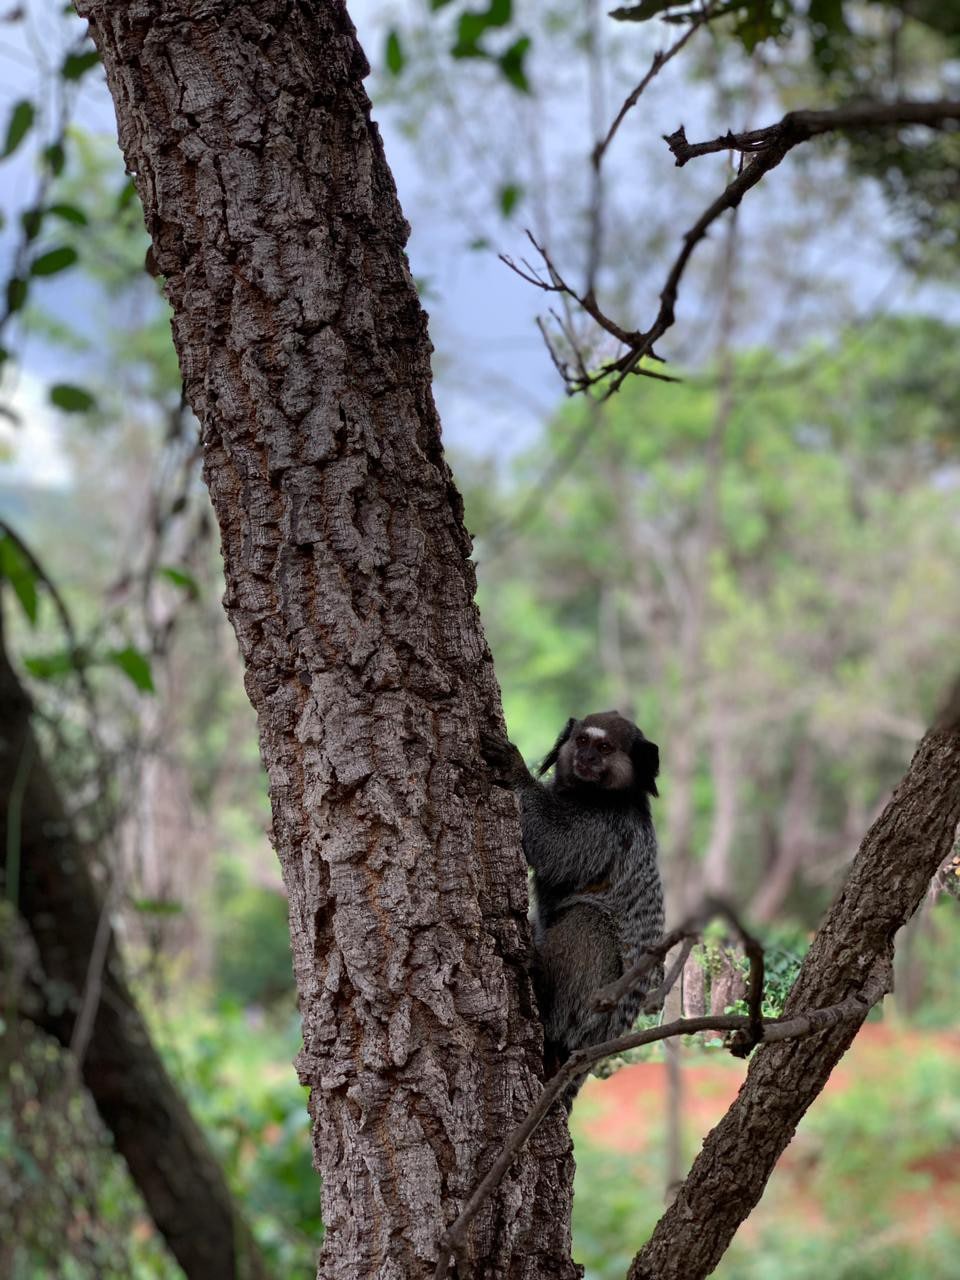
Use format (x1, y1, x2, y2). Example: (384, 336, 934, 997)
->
(519, 97, 960, 398)
(433, 896, 869, 1279)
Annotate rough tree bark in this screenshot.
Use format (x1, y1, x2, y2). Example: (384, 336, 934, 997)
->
(74, 2, 577, 1278)
(629, 683, 960, 1280)
(0, 605, 268, 1280)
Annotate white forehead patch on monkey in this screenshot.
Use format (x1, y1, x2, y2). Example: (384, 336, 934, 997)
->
(584, 726, 607, 739)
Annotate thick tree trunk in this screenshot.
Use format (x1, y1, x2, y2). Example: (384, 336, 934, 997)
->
(74, 3, 577, 1277)
(629, 684, 960, 1280)
(0, 608, 268, 1280)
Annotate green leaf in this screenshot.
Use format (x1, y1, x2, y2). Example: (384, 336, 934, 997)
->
(2, 100, 35, 160)
(49, 383, 96, 413)
(5, 277, 27, 315)
(24, 650, 78, 680)
(0, 345, 8, 367)
(61, 49, 100, 81)
(131, 897, 184, 916)
(19, 207, 43, 241)
(158, 565, 201, 598)
(105, 645, 155, 693)
(116, 178, 138, 212)
(498, 182, 523, 217)
(42, 142, 65, 175)
(453, 0, 513, 56)
(430, 0, 456, 8)
(808, 0, 849, 71)
(498, 36, 531, 92)
(453, 18, 488, 56)
(732, 0, 785, 51)
(47, 202, 88, 227)
(385, 29, 405, 75)
(30, 246, 78, 277)
(0, 534, 39, 626)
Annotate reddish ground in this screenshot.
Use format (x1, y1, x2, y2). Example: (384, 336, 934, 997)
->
(575, 1021, 960, 1242)
(578, 1022, 960, 1153)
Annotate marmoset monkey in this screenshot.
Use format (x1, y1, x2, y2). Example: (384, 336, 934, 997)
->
(485, 712, 664, 1100)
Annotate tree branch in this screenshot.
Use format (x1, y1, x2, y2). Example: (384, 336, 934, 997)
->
(516, 98, 960, 398)
(592, 3, 718, 173)
(433, 973, 886, 1279)
(628, 681, 960, 1280)
(665, 99, 960, 166)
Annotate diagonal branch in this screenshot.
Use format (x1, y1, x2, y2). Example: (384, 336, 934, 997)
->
(628, 680, 960, 1280)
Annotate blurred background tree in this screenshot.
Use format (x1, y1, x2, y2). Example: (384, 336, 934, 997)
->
(0, 0, 958, 1276)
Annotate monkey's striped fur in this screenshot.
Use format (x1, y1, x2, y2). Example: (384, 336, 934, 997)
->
(514, 712, 664, 1103)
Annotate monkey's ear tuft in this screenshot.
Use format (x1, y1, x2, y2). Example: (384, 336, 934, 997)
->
(631, 735, 660, 797)
(538, 717, 575, 777)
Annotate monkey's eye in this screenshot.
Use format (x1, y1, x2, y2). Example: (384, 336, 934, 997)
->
(576, 734, 589, 746)
(599, 741, 613, 754)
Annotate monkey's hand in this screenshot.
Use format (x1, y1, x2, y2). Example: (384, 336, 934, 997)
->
(479, 729, 534, 789)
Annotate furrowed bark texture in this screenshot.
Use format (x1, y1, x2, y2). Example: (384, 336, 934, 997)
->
(630, 687, 960, 1280)
(0, 611, 268, 1280)
(75, 3, 577, 1277)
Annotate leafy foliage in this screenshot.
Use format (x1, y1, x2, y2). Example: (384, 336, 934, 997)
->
(0, 534, 39, 626)
(1, 101, 35, 161)
(468, 316, 960, 916)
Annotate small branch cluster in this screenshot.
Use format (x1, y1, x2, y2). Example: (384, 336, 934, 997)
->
(500, 232, 681, 394)
(509, 97, 960, 400)
(432, 899, 883, 1278)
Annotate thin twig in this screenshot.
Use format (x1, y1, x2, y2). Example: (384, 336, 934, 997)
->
(703, 896, 765, 1054)
(642, 934, 696, 1014)
(592, 3, 716, 172)
(500, 233, 680, 391)
(594, 920, 701, 1012)
(511, 97, 960, 400)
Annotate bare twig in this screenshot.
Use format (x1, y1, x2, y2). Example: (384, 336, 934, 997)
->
(665, 98, 960, 167)
(644, 934, 696, 1014)
(704, 896, 764, 1054)
(593, 896, 760, 1022)
(513, 97, 960, 400)
(500, 233, 681, 391)
(502, 232, 635, 346)
(432, 976, 886, 1278)
(593, 4, 716, 172)
(594, 919, 701, 1012)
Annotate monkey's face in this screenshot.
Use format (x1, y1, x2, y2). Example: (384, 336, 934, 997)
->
(544, 712, 660, 798)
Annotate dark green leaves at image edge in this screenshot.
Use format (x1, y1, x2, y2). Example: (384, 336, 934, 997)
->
(23, 645, 155, 694)
(0, 534, 39, 625)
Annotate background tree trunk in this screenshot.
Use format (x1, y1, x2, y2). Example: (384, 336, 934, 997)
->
(0, 604, 269, 1280)
(75, 2, 578, 1277)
